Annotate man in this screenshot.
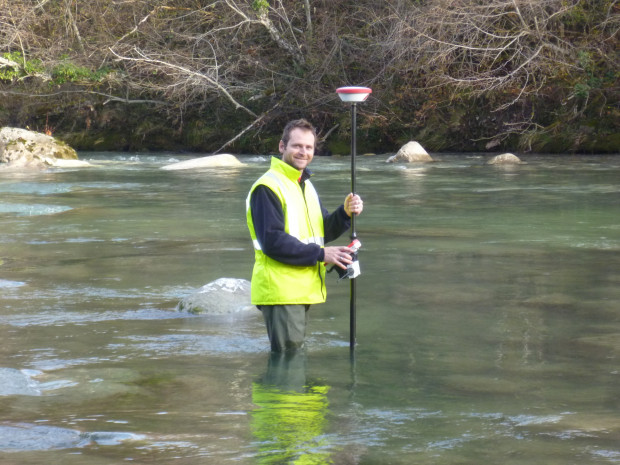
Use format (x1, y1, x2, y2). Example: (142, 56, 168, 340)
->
(246, 119, 364, 352)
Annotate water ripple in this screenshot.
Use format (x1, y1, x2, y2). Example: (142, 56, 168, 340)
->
(0, 309, 191, 327)
(0, 203, 72, 216)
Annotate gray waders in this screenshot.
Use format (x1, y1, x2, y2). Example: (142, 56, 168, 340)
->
(259, 305, 310, 352)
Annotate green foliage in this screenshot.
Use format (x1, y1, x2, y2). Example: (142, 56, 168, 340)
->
(0, 66, 19, 82)
(573, 82, 590, 99)
(561, 0, 610, 32)
(577, 49, 593, 70)
(50, 61, 111, 85)
(0, 51, 111, 85)
(572, 50, 616, 99)
(251, 0, 269, 12)
(0, 52, 43, 81)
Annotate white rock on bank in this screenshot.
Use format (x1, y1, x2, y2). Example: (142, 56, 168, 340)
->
(386, 141, 433, 163)
(0, 127, 83, 170)
(0, 127, 78, 168)
(161, 154, 244, 170)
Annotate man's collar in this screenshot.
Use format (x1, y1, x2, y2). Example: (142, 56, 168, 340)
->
(270, 156, 313, 183)
(299, 168, 313, 183)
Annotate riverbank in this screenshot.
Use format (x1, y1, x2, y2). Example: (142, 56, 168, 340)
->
(10, 96, 617, 155)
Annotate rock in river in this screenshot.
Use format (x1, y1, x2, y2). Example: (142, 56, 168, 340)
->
(161, 154, 244, 170)
(386, 141, 433, 163)
(0, 127, 89, 170)
(487, 153, 522, 165)
(0, 423, 145, 451)
(0, 368, 41, 396)
(176, 278, 253, 314)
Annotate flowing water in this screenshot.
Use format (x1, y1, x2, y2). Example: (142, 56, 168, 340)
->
(1, 152, 619, 464)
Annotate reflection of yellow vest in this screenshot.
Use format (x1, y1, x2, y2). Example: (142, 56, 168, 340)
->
(246, 157, 326, 305)
(251, 382, 330, 464)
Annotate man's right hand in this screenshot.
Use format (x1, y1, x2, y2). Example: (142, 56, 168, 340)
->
(323, 246, 354, 270)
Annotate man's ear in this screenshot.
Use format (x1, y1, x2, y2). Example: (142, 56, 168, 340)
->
(278, 140, 285, 153)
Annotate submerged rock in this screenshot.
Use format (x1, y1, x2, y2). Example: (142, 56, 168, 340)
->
(161, 154, 244, 170)
(487, 153, 522, 165)
(0, 279, 26, 288)
(0, 127, 87, 170)
(386, 141, 433, 163)
(0, 368, 40, 396)
(0, 367, 75, 396)
(176, 278, 253, 314)
(0, 423, 145, 451)
(0, 424, 85, 451)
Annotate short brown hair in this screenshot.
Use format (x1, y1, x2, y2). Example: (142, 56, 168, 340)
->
(281, 119, 317, 148)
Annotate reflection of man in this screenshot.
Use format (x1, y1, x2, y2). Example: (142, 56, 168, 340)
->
(246, 119, 364, 352)
(251, 352, 331, 464)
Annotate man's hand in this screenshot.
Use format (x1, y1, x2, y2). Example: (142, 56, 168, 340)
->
(323, 246, 354, 270)
(344, 193, 364, 217)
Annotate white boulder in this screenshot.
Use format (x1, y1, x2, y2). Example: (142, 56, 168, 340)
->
(162, 154, 244, 170)
(176, 278, 253, 314)
(487, 153, 522, 165)
(386, 141, 433, 163)
(51, 159, 93, 168)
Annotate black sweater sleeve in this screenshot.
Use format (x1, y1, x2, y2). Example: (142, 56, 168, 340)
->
(250, 185, 324, 266)
(250, 185, 351, 266)
(322, 202, 351, 244)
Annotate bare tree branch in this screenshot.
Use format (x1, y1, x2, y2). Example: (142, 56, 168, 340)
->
(109, 47, 257, 117)
(214, 103, 280, 153)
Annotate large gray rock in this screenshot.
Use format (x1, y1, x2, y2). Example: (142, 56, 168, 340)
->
(0, 127, 86, 170)
(176, 278, 253, 314)
(161, 154, 244, 170)
(487, 153, 522, 165)
(386, 141, 433, 163)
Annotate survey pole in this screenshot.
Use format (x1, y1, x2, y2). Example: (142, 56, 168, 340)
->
(336, 86, 372, 352)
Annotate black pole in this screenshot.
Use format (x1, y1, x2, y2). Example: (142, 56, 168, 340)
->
(350, 102, 357, 352)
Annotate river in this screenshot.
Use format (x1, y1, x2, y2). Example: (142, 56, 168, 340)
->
(1, 152, 619, 464)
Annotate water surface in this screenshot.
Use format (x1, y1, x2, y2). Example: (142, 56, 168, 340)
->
(1, 153, 619, 464)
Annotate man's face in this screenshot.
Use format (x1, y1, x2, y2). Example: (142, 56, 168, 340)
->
(279, 128, 315, 172)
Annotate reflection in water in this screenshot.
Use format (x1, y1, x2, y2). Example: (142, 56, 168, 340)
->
(251, 351, 331, 464)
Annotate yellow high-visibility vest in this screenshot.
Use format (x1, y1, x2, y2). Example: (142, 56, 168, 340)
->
(246, 157, 326, 305)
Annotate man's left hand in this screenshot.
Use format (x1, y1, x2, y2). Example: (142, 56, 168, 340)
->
(344, 193, 364, 217)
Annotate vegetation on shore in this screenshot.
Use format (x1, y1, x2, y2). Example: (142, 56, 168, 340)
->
(1, 0, 617, 154)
